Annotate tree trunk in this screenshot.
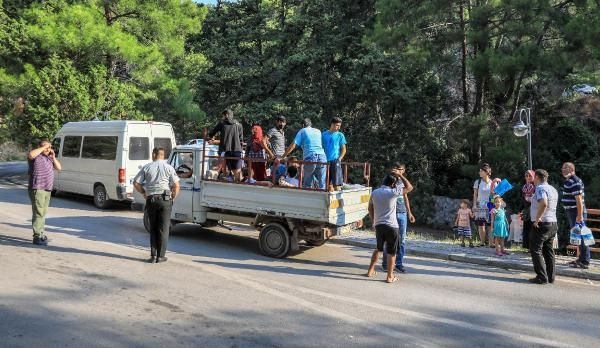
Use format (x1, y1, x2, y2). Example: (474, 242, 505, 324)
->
(459, 1, 469, 114)
(104, 3, 116, 80)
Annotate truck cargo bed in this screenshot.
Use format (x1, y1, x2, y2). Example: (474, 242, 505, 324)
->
(200, 181, 371, 226)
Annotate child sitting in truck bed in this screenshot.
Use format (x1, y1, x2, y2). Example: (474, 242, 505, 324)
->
(278, 166, 299, 188)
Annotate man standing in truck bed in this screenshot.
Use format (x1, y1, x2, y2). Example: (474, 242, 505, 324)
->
(209, 109, 244, 182)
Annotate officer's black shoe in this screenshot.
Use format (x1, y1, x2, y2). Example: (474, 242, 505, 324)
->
(528, 277, 548, 285)
(147, 257, 157, 263)
(155, 257, 168, 263)
(32, 236, 48, 246)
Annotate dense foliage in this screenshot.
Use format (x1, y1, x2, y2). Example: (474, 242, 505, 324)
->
(1, 0, 599, 232)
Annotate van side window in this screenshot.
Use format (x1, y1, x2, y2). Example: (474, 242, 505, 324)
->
(129, 137, 149, 160)
(82, 136, 118, 160)
(63, 136, 82, 157)
(51, 138, 62, 157)
(154, 138, 172, 158)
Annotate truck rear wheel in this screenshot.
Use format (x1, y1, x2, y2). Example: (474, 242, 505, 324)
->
(259, 223, 291, 258)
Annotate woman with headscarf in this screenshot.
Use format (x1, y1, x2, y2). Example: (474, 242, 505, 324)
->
(521, 170, 536, 250)
(246, 124, 267, 181)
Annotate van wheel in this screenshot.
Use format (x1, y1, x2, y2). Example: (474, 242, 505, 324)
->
(93, 185, 111, 209)
(305, 239, 326, 247)
(259, 223, 291, 258)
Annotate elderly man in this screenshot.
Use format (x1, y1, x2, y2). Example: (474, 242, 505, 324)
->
(561, 162, 590, 269)
(529, 169, 559, 285)
(28, 138, 62, 245)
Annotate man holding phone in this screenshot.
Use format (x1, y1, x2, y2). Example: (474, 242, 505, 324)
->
(27, 138, 62, 245)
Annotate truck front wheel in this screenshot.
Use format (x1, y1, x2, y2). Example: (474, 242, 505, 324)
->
(259, 223, 291, 258)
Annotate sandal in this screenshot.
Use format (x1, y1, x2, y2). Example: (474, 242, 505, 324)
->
(386, 276, 399, 283)
(502, 251, 511, 255)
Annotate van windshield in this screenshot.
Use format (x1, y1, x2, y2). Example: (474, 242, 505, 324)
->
(129, 137, 149, 160)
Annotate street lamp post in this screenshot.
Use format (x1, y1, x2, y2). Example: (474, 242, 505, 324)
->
(513, 108, 532, 170)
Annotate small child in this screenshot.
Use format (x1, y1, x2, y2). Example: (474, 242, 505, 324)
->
(490, 195, 509, 256)
(455, 199, 475, 248)
(278, 166, 299, 187)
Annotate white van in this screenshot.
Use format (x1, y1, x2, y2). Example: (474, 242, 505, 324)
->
(51, 120, 176, 209)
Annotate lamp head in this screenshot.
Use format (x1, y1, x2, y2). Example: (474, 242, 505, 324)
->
(513, 120, 529, 137)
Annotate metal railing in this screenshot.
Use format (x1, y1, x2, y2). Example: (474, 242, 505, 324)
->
(200, 129, 370, 192)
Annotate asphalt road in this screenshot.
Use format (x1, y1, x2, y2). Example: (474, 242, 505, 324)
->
(1, 162, 599, 347)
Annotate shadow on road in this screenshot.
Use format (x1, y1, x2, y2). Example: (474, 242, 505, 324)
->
(2, 214, 535, 285)
(0, 186, 131, 212)
(0, 234, 146, 262)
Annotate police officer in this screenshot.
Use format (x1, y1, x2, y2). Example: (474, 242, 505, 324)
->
(134, 147, 180, 263)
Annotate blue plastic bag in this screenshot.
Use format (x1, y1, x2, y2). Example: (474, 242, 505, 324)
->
(494, 179, 513, 197)
(570, 223, 596, 246)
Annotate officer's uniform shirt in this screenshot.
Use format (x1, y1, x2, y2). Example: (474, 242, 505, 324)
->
(134, 160, 179, 195)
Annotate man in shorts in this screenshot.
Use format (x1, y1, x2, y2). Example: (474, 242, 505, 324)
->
(208, 109, 244, 182)
(366, 173, 403, 283)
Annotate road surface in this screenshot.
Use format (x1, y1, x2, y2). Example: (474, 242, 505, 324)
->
(1, 162, 598, 347)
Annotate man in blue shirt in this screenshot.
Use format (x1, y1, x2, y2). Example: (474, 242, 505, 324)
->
(282, 118, 327, 189)
(322, 117, 347, 192)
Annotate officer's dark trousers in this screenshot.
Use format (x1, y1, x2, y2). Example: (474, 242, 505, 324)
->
(530, 222, 557, 283)
(146, 197, 172, 258)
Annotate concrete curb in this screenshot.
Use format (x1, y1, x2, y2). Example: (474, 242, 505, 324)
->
(329, 238, 600, 281)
